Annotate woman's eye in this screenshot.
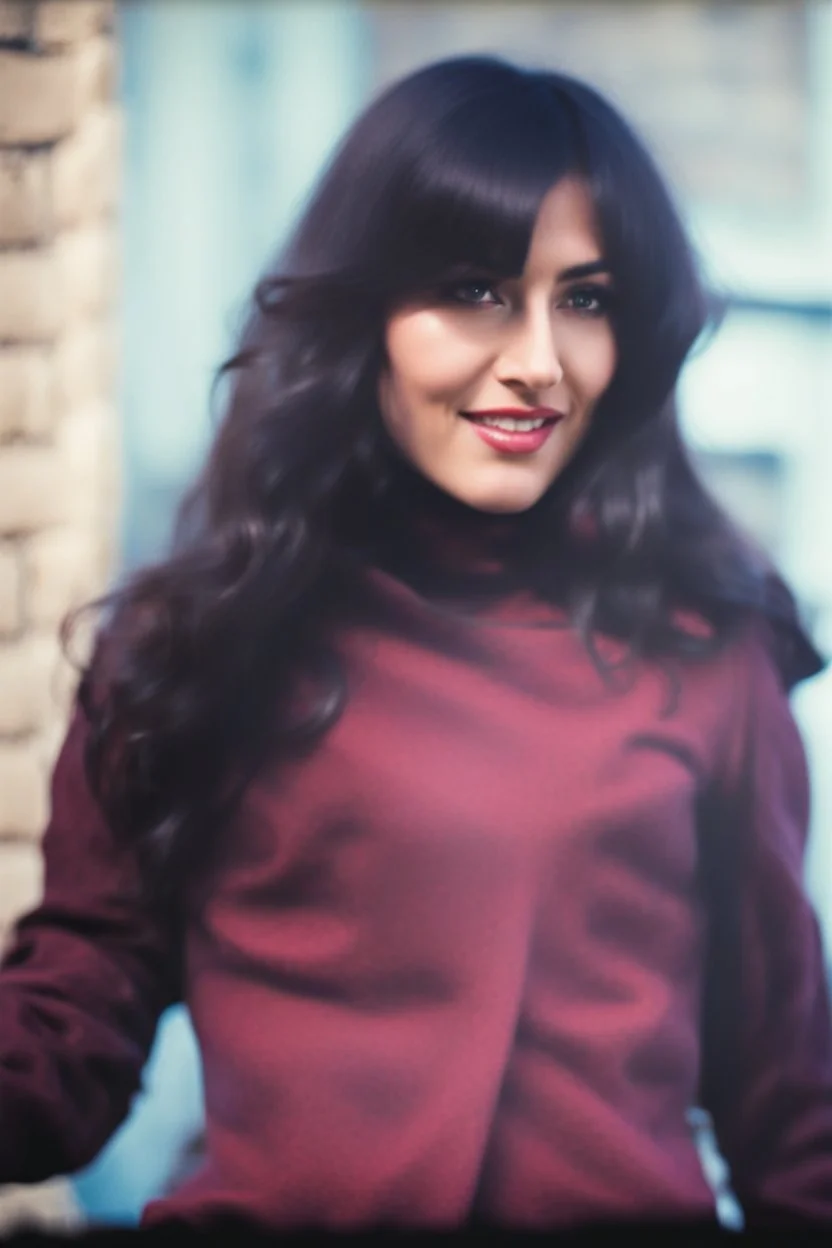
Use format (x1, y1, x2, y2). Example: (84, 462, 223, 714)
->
(563, 285, 613, 316)
(444, 280, 502, 307)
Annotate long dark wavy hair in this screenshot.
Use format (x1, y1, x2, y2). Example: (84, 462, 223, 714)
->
(68, 56, 822, 895)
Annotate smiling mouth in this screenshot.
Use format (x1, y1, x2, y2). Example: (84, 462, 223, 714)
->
(460, 409, 564, 432)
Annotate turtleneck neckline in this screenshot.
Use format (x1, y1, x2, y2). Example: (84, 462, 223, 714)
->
(351, 445, 564, 624)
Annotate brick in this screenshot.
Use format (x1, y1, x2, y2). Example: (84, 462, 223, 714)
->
(41, 641, 78, 722)
(0, 739, 47, 837)
(54, 391, 109, 489)
(51, 103, 120, 229)
(0, 48, 86, 144)
(74, 31, 117, 107)
(23, 526, 99, 627)
(0, 149, 51, 246)
(34, 2, 111, 48)
(99, 316, 118, 395)
(0, 347, 54, 438)
(54, 222, 117, 323)
(0, 2, 32, 44)
(0, 631, 60, 734)
(97, 418, 120, 523)
(0, 249, 61, 342)
(56, 401, 116, 539)
(35, 701, 72, 776)
(0, 543, 21, 634)
(52, 609, 89, 692)
(0, 445, 69, 533)
(53, 321, 107, 412)
(0, 841, 42, 944)
(0, 1179, 84, 1237)
(0, 231, 115, 346)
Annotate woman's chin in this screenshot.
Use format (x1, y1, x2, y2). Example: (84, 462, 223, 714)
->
(443, 476, 553, 516)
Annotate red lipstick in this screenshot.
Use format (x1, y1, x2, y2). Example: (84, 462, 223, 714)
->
(461, 407, 564, 455)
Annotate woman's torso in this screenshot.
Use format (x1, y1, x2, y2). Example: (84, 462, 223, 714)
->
(143, 572, 734, 1229)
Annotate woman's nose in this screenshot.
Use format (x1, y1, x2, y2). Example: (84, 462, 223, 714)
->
(496, 309, 563, 393)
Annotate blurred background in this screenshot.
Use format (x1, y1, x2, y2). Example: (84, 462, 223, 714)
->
(0, 0, 829, 1231)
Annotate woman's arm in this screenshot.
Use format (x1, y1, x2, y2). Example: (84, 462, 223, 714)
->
(700, 627, 832, 1227)
(0, 708, 180, 1183)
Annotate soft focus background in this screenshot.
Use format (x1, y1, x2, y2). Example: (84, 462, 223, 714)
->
(0, 0, 829, 1231)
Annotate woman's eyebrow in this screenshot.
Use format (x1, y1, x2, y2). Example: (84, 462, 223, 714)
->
(557, 259, 611, 281)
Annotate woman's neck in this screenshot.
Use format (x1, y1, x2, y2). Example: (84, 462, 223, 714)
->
(353, 446, 540, 606)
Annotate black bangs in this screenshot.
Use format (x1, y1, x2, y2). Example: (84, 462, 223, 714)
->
(371, 69, 582, 298)
(283, 57, 583, 305)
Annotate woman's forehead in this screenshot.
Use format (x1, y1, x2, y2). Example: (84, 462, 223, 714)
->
(522, 178, 606, 278)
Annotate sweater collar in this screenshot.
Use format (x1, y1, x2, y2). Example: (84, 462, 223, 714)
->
(352, 446, 562, 624)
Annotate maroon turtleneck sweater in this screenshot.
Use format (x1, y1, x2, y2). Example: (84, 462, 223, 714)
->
(1, 542, 831, 1229)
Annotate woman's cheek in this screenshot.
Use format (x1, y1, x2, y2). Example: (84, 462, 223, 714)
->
(575, 343, 616, 403)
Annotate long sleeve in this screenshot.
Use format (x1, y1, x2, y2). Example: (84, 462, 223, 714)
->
(699, 628, 832, 1227)
(0, 709, 180, 1184)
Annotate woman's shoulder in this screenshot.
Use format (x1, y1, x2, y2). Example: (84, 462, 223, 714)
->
(728, 612, 823, 698)
(673, 604, 823, 695)
(677, 611, 823, 807)
(654, 611, 814, 784)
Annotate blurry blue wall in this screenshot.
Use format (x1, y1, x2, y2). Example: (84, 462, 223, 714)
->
(119, 0, 369, 570)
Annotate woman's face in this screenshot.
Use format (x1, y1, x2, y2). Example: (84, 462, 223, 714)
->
(378, 178, 617, 513)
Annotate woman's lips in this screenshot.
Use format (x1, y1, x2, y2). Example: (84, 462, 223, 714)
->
(460, 408, 563, 455)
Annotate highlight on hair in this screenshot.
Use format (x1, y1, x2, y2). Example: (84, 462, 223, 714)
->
(66, 55, 822, 894)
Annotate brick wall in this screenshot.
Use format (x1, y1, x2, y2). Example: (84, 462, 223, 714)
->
(0, 0, 120, 1231)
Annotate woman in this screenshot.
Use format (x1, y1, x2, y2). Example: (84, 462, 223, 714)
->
(0, 56, 830, 1232)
